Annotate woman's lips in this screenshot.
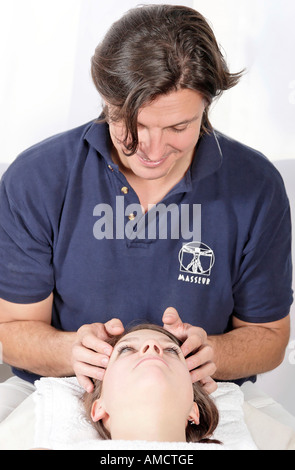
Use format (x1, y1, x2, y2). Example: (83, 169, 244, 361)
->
(135, 356, 168, 368)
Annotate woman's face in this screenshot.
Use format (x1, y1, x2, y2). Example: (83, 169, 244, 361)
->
(94, 329, 196, 424)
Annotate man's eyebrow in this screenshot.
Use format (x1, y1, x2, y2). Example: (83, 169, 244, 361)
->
(165, 114, 200, 128)
(137, 114, 200, 130)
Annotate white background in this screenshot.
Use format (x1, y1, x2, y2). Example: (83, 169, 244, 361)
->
(0, 0, 294, 414)
(0, 0, 294, 164)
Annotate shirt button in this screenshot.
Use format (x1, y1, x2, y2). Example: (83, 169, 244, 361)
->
(128, 213, 136, 221)
(121, 186, 129, 195)
(108, 165, 114, 171)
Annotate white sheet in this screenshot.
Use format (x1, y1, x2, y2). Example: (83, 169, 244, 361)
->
(1, 377, 295, 450)
(33, 377, 257, 450)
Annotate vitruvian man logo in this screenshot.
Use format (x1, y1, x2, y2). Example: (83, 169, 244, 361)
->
(179, 242, 215, 276)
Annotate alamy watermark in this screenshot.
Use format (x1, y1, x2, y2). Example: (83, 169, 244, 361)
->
(93, 197, 201, 241)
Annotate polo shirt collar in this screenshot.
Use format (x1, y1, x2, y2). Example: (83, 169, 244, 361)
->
(84, 120, 223, 183)
(85, 119, 115, 166)
(191, 129, 223, 182)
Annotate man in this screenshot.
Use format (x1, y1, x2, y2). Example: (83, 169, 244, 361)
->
(0, 5, 292, 422)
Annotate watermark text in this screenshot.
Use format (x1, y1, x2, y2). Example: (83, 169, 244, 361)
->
(93, 197, 201, 241)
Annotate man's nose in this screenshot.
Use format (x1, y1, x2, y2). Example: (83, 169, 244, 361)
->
(140, 340, 163, 356)
(140, 129, 166, 160)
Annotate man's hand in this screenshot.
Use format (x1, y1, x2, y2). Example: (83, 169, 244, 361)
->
(72, 318, 124, 393)
(162, 307, 217, 394)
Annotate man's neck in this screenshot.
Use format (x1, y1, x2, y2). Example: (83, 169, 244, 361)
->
(111, 146, 193, 212)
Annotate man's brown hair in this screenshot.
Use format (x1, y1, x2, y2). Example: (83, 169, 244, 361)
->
(91, 4, 243, 155)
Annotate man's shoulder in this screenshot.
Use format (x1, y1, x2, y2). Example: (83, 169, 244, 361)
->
(1, 121, 95, 209)
(8, 121, 93, 172)
(215, 130, 286, 191)
(2, 121, 94, 191)
(215, 131, 278, 173)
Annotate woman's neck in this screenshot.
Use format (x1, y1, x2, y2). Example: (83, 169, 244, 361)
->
(109, 408, 187, 442)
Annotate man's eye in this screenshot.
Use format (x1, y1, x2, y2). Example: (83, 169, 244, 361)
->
(171, 126, 187, 133)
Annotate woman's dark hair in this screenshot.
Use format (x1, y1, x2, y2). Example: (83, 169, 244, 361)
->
(91, 4, 243, 155)
(83, 323, 221, 444)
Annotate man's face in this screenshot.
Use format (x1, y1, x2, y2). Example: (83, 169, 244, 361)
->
(108, 89, 206, 182)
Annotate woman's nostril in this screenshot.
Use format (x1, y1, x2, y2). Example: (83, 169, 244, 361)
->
(142, 342, 162, 354)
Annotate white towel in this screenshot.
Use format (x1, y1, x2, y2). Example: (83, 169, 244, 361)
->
(33, 377, 257, 450)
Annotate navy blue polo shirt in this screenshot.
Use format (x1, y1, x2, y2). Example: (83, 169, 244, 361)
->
(0, 120, 292, 384)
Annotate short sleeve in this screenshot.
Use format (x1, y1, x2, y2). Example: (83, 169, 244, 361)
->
(233, 177, 293, 323)
(0, 176, 54, 304)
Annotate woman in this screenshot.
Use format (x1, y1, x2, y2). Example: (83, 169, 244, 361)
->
(83, 324, 220, 444)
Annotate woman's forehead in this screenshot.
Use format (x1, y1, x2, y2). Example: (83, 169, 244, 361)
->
(117, 328, 178, 345)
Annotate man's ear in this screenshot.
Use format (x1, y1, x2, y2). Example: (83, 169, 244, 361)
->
(188, 402, 200, 426)
(91, 399, 108, 423)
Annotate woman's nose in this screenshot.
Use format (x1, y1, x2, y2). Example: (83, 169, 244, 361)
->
(140, 340, 163, 356)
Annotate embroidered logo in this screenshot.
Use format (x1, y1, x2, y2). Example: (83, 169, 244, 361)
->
(178, 241, 215, 285)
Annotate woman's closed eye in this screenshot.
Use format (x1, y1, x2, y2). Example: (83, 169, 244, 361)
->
(116, 343, 181, 356)
(117, 343, 181, 356)
(164, 346, 181, 356)
(116, 344, 136, 355)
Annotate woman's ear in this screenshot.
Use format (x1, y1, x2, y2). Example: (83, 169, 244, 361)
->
(91, 399, 108, 423)
(188, 402, 200, 426)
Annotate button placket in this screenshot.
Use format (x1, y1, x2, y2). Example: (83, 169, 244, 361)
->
(107, 167, 148, 243)
(128, 213, 136, 221)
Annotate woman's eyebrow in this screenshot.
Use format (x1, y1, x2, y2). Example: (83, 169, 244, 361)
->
(116, 336, 138, 346)
(115, 335, 179, 347)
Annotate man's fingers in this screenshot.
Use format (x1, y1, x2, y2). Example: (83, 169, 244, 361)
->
(76, 374, 95, 394)
(104, 318, 125, 337)
(75, 358, 106, 381)
(162, 307, 182, 326)
(72, 319, 125, 393)
(162, 308, 216, 391)
(185, 342, 216, 384)
(73, 343, 110, 368)
(181, 332, 203, 358)
(189, 360, 217, 384)
(79, 331, 110, 355)
(162, 307, 189, 341)
(184, 342, 214, 370)
(75, 359, 106, 393)
(77, 319, 124, 355)
(199, 376, 218, 394)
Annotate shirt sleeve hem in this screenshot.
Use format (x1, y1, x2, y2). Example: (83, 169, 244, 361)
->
(233, 308, 291, 324)
(0, 289, 52, 305)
